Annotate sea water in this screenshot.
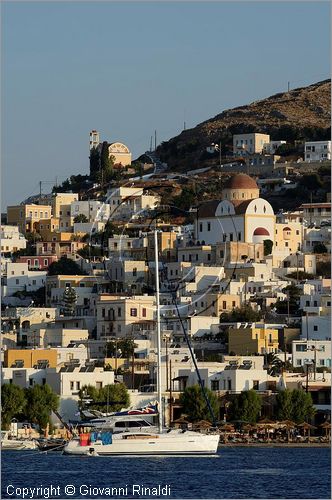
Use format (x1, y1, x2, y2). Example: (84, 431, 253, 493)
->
(2, 447, 331, 499)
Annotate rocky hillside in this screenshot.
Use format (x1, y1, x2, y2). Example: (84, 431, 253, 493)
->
(157, 79, 331, 170)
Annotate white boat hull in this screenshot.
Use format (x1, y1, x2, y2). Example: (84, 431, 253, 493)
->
(63, 430, 219, 456)
(1, 439, 37, 450)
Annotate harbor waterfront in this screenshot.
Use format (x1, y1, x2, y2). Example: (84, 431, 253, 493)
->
(2, 447, 331, 499)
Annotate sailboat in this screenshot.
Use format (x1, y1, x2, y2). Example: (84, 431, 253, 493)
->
(63, 231, 220, 456)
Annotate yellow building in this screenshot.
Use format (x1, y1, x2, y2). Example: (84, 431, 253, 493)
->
(97, 294, 156, 338)
(36, 232, 86, 258)
(51, 193, 79, 231)
(51, 193, 78, 218)
(274, 222, 302, 253)
(107, 142, 132, 167)
(4, 349, 57, 368)
(233, 133, 270, 156)
(215, 241, 264, 265)
(147, 231, 178, 261)
(7, 204, 52, 233)
(205, 292, 241, 315)
(228, 325, 279, 355)
(37, 217, 60, 238)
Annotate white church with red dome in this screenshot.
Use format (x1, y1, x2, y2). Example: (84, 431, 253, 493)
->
(195, 173, 275, 245)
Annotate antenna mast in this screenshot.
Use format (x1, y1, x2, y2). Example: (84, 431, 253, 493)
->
(154, 229, 163, 433)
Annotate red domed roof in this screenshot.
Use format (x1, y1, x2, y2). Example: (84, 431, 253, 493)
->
(253, 227, 270, 236)
(223, 173, 258, 190)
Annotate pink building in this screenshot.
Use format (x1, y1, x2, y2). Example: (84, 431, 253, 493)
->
(17, 255, 58, 270)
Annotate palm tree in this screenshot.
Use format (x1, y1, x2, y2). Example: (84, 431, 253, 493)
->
(265, 353, 284, 376)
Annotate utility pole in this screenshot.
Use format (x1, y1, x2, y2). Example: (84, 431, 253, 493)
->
(131, 350, 135, 389)
(154, 130, 157, 152)
(169, 359, 172, 425)
(296, 253, 299, 284)
(286, 290, 290, 325)
(305, 363, 309, 393)
(165, 337, 169, 391)
(115, 338, 118, 376)
(288, 81, 290, 92)
(150, 136, 153, 152)
(39, 181, 42, 200)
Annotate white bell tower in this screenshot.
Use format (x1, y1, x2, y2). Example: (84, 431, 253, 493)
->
(89, 130, 100, 150)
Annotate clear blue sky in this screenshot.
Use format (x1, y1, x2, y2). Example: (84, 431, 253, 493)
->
(2, 1, 330, 210)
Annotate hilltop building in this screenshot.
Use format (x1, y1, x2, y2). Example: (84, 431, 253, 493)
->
(89, 131, 132, 167)
(233, 133, 270, 156)
(304, 141, 331, 162)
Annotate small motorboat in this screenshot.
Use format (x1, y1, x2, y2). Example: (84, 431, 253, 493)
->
(1, 431, 37, 450)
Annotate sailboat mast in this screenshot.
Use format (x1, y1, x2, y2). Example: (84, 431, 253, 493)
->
(154, 229, 163, 433)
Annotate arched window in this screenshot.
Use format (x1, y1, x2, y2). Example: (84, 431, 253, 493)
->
(254, 205, 257, 213)
(263, 206, 266, 213)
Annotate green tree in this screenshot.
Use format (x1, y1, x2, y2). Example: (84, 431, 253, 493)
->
(299, 174, 323, 191)
(275, 143, 300, 157)
(179, 385, 219, 423)
(78, 383, 130, 412)
(78, 385, 99, 410)
(48, 256, 85, 276)
(1, 384, 26, 428)
(286, 271, 314, 280)
(265, 353, 284, 376)
(74, 214, 89, 223)
(77, 245, 102, 259)
(99, 142, 115, 184)
(62, 286, 77, 316)
(228, 390, 262, 423)
(25, 384, 59, 430)
(173, 187, 196, 212)
(263, 239, 273, 256)
(220, 305, 263, 323)
(89, 146, 100, 180)
(106, 339, 137, 358)
(275, 389, 293, 421)
(290, 389, 316, 423)
(274, 284, 301, 315)
(276, 389, 315, 423)
(133, 162, 144, 178)
(313, 243, 328, 254)
(316, 260, 331, 279)
(91, 221, 118, 247)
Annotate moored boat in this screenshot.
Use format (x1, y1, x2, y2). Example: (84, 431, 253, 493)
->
(1, 431, 37, 450)
(63, 429, 219, 456)
(35, 438, 67, 452)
